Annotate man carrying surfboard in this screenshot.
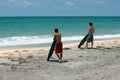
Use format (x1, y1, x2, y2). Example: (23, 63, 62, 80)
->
(54, 28, 63, 63)
(86, 22, 95, 48)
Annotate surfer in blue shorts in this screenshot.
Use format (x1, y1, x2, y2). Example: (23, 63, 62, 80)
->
(86, 22, 95, 48)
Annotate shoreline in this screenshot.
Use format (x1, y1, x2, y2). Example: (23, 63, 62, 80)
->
(0, 38, 120, 54)
(0, 37, 120, 49)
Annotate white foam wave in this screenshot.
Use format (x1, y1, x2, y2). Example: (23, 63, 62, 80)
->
(62, 34, 120, 41)
(95, 34, 120, 39)
(0, 34, 120, 47)
(0, 35, 53, 47)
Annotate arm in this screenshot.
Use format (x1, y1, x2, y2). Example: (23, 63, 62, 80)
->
(93, 27, 95, 33)
(88, 27, 91, 34)
(53, 34, 56, 41)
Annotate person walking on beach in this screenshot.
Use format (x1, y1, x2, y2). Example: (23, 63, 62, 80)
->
(54, 28, 63, 63)
(86, 22, 95, 48)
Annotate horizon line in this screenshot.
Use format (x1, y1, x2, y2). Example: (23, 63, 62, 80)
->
(0, 15, 120, 17)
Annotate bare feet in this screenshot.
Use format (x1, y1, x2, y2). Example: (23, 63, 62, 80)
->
(59, 59, 62, 63)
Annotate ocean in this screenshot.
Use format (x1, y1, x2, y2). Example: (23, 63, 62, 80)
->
(0, 16, 120, 48)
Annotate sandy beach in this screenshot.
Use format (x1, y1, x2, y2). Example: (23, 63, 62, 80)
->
(0, 39, 120, 80)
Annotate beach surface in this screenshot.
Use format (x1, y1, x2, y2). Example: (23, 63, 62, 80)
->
(0, 39, 120, 80)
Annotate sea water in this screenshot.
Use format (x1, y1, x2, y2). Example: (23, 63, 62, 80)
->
(0, 16, 120, 48)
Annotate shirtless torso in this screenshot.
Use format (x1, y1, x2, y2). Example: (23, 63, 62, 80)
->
(88, 26, 94, 35)
(54, 33, 61, 43)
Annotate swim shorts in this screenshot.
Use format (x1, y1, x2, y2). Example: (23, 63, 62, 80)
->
(87, 34, 93, 42)
(55, 42, 63, 53)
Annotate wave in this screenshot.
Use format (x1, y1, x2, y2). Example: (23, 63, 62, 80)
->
(63, 34, 120, 41)
(0, 34, 120, 47)
(0, 35, 53, 47)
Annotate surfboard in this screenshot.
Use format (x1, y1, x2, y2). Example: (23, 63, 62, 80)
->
(47, 41, 56, 61)
(78, 34, 89, 48)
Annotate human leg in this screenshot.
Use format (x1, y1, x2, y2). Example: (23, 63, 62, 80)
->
(91, 42, 93, 48)
(55, 53, 60, 60)
(86, 42, 88, 48)
(59, 52, 62, 63)
(60, 52, 62, 60)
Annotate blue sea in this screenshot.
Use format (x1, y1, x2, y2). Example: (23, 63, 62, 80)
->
(0, 16, 120, 48)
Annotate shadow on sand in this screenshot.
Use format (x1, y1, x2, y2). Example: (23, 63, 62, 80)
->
(79, 47, 97, 50)
(48, 60, 68, 63)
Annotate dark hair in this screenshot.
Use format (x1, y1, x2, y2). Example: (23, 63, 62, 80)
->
(89, 22, 93, 26)
(54, 28, 59, 33)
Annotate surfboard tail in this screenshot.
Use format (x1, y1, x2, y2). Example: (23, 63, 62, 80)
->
(47, 41, 56, 61)
(47, 58, 49, 61)
(78, 45, 81, 48)
(78, 34, 89, 48)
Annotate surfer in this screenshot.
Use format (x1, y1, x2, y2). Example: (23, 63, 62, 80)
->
(86, 22, 95, 48)
(54, 28, 63, 63)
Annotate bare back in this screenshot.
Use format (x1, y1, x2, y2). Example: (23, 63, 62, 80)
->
(88, 26, 94, 35)
(54, 33, 61, 43)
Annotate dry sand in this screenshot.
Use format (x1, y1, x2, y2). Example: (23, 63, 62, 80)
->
(0, 39, 120, 80)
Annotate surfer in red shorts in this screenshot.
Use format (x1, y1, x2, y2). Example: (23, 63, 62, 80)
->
(54, 28, 63, 63)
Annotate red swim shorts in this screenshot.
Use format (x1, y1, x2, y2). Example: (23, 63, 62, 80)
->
(55, 42, 63, 53)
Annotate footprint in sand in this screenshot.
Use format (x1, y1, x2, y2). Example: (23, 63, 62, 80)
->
(14, 50, 20, 53)
(3, 53, 9, 54)
(63, 47, 70, 50)
(22, 50, 29, 52)
(0, 63, 11, 66)
(27, 55, 33, 59)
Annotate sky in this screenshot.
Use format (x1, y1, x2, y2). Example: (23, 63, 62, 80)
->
(0, 0, 120, 16)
